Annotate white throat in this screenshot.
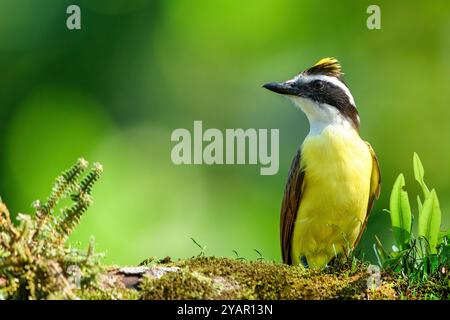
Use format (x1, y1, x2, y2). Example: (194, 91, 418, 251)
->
(289, 96, 355, 136)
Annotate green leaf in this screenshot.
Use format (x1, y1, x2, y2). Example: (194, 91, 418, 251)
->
(389, 174, 412, 251)
(413, 153, 430, 199)
(373, 235, 388, 267)
(417, 195, 423, 213)
(418, 189, 442, 254)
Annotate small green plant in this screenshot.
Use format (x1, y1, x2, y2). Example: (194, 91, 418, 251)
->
(232, 250, 246, 261)
(375, 153, 449, 282)
(254, 249, 264, 261)
(190, 237, 207, 257)
(0, 158, 103, 299)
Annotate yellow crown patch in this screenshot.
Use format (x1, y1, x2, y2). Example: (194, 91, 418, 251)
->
(304, 57, 343, 78)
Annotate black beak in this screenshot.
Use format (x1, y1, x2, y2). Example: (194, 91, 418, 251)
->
(262, 82, 299, 95)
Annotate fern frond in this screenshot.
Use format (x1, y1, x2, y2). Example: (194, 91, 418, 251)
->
(73, 162, 103, 199)
(37, 158, 88, 218)
(32, 158, 89, 242)
(56, 194, 92, 241)
(55, 163, 102, 241)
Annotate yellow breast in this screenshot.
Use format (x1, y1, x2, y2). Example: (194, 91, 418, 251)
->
(291, 125, 372, 268)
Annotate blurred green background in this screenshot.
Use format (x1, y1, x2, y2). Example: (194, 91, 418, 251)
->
(0, 0, 449, 265)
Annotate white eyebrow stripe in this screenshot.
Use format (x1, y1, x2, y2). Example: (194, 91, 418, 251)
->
(295, 74, 356, 107)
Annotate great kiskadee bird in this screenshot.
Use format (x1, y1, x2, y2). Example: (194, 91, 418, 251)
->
(263, 58, 381, 268)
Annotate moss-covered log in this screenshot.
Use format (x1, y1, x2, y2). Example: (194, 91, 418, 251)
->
(77, 257, 448, 300)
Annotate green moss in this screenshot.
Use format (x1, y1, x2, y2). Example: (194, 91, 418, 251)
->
(3, 252, 448, 299)
(134, 256, 448, 300)
(137, 257, 388, 299)
(140, 270, 217, 300)
(78, 287, 140, 300)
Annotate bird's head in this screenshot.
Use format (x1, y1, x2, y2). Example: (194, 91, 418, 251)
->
(263, 58, 359, 134)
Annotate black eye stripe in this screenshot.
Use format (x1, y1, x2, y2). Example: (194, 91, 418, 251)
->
(315, 83, 349, 103)
(300, 80, 359, 130)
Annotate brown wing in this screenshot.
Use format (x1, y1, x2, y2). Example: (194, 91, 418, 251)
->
(280, 150, 305, 264)
(353, 142, 381, 248)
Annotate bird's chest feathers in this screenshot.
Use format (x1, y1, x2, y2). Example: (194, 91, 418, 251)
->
(301, 126, 371, 198)
(294, 126, 372, 255)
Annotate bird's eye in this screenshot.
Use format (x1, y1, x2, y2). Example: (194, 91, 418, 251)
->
(313, 81, 324, 90)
